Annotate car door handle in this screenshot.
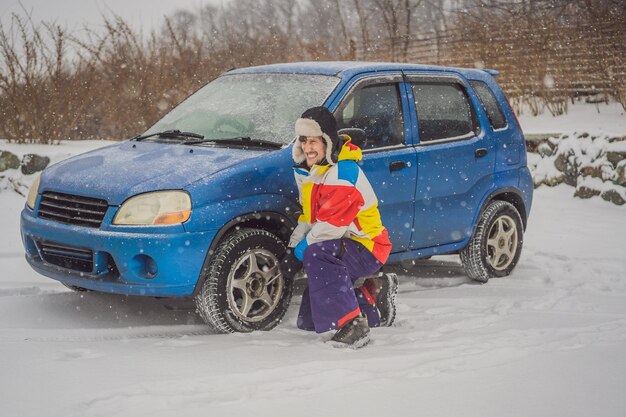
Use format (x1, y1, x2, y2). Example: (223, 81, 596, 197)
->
(475, 148, 488, 158)
(389, 161, 407, 172)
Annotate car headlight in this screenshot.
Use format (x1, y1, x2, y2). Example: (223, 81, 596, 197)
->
(26, 174, 41, 209)
(113, 191, 192, 225)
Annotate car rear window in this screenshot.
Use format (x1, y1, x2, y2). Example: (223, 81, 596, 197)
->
(411, 82, 479, 143)
(469, 80, 508, 130)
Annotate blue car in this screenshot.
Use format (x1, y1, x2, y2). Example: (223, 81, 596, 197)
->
(21, 62, 533, 333)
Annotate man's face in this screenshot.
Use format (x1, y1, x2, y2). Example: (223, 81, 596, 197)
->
(300, 136, 327, 167)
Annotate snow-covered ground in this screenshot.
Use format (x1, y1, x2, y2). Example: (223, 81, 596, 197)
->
(517, 101, 626, 136)
(1, 102, 625, 416)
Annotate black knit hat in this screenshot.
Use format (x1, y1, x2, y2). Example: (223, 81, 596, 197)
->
(293, 106, 341, 165)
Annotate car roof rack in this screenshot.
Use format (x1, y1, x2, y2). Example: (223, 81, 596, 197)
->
(482, 69, 500, 77)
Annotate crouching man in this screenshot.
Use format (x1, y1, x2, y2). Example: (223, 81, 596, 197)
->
(286, 106, 398, 348)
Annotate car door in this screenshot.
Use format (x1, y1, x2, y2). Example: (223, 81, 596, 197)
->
(403, 73, 495, 249)
(329, 73, 417, 252)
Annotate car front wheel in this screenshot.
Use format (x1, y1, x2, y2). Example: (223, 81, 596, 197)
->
(460, 200, 524, 283)
(194, 228, 292, 333)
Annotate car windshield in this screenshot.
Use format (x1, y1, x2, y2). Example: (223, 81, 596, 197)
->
(144, 73, 340, 145)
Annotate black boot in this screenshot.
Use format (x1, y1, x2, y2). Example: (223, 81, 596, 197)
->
(330, 316, 370, 349)
(376, 273, 399, 327)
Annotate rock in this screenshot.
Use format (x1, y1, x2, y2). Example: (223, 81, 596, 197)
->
(579, 165, 603, 179)
(615, 163, 626, 186)
(542, 173, 565, 187)
(601, 189, 626, 206)
(20, 154, 50, 175)
(608, 136, 626, 143)
(554, 152, 567, 172)
(554, 151, 578, 186)
(525, 135, 559, 153)
(0, 151, 20, 172)
(525, 141, 539, 153)
(580, 160, 616, 181)
(606, 151, 626, 167)
(537, 142, 555, 157)
(574, 185, 601, 199)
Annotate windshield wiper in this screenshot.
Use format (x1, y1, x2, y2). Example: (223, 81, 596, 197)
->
(132, 130, 205, 141)
(185, 137, 282, 149)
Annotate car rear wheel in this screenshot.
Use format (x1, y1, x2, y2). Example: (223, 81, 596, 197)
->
(194, 228, 292, 333)
(460, 200, 524, 283)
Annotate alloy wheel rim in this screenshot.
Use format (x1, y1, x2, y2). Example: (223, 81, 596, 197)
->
(486, 215, 518, 271)
(227, 248, 283, 323)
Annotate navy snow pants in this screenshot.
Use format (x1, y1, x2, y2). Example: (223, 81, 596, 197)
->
(297, 238, 383, 333)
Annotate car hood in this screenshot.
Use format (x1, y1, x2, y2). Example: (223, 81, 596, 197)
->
(40, 141, 273, 205)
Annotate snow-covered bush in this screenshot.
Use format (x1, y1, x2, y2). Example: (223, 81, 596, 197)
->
(529, 133, 626, 205)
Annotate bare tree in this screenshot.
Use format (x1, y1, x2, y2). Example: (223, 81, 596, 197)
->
(348, 0, 422, 61)
(2, 0, 623, 142)
(353, 0, 372, 52)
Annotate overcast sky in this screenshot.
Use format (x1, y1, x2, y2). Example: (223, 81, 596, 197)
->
(0, 0, 226, 33)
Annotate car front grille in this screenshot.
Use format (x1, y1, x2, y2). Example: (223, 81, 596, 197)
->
(37, 241, 94, 273)
(38, 192, 108, 228)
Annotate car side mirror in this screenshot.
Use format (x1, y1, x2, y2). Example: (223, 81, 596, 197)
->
(338, 128, 367, 149)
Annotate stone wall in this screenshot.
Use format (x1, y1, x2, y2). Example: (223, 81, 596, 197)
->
(528, 133, 626, 205)
(0, 151, 49, 196)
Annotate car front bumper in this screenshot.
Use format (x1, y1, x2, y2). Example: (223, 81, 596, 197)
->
(20, 207, 217, 297)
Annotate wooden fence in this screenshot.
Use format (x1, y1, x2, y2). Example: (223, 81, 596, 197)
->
(357, 23, 626, 112)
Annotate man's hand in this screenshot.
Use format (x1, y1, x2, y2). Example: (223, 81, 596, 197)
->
(294, 239, 309, 261)
(280, 248, 303, 279)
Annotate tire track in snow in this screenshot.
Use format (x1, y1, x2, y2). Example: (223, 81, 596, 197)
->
(0, 326, 217, 343)
(0, 286, 63, 297)
(59, 317, 626, 417)
(64, 365, 371, 417)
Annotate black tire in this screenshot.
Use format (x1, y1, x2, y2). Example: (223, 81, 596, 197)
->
(460, 200, 524, 283)
(62, 283, 90, 292)
(194, 228, 292, 333)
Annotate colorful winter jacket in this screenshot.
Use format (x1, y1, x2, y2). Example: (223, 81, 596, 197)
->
(289, 137, 392, 264)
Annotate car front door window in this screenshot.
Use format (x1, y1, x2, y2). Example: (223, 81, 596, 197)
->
(335, 83, 405, 149)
